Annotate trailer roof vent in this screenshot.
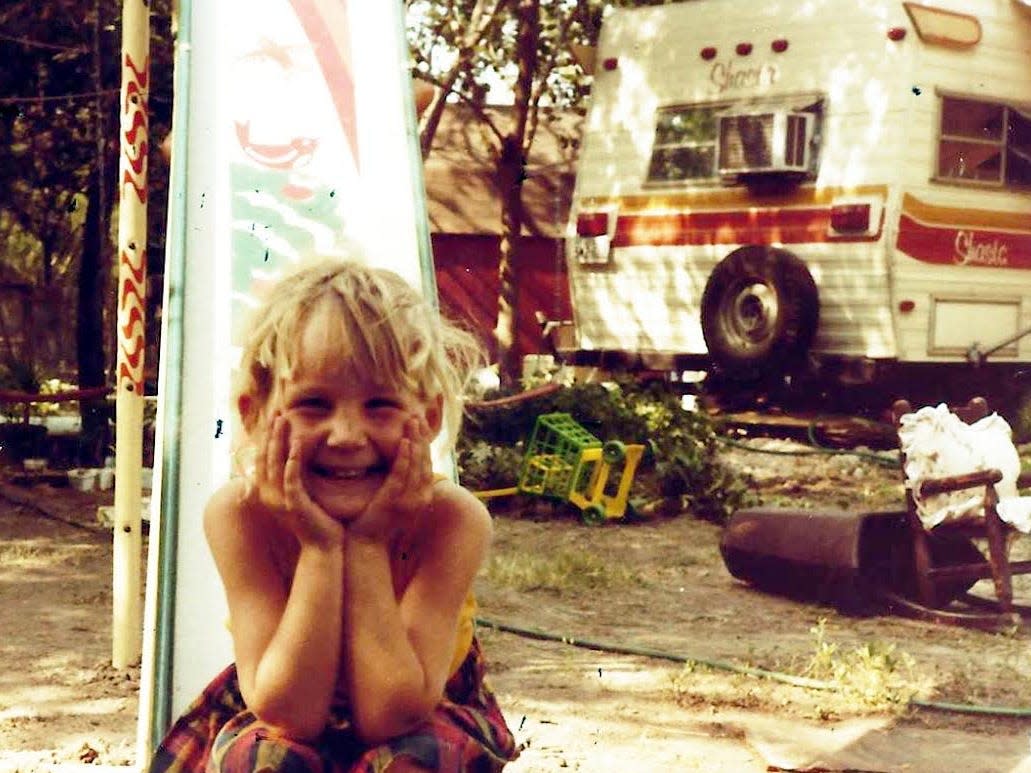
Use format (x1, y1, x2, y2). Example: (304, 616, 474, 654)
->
(716, 110, 814, 178)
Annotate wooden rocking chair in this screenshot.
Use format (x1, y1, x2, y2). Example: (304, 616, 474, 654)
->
(886, 397, 1031, 629)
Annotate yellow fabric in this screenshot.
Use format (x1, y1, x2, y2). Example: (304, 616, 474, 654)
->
(449, 591, 477, 676)
(430, 472, 477, 677)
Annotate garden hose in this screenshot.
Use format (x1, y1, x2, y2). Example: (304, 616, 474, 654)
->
(475, 616, 1031, 718)
(475, 617, 830, 690)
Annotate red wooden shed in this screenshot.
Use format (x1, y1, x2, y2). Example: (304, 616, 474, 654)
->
(423, 105, 578, 362)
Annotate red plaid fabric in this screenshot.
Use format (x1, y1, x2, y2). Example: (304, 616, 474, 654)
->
(149, 638, 517, 772)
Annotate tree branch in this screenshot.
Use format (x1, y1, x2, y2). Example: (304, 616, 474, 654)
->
(416, 0, 510, 157)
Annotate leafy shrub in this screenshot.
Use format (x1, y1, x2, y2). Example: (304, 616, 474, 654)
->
(456, 439, 524, 493)
(0, 358, 41, 423)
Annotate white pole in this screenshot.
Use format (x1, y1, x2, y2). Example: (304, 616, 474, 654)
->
(113, 0, 150, 669)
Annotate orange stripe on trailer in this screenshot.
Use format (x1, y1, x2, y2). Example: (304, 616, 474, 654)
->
(900, 193, 1031, 232)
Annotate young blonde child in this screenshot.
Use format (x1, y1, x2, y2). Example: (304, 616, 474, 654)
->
(149, 259, 517, 772)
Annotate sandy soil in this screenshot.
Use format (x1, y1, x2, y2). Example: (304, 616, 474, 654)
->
(0, 481, 139, 771)
(3, 438, 1031, 772)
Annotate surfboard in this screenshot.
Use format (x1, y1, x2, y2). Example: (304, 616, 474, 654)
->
(138, 0, 434, 756)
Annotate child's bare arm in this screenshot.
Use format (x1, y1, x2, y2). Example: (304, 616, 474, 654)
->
(342, 483, 492, 743)
(204, 426, 346, 740)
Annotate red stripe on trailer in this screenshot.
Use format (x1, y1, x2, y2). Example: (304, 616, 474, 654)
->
(896, 214, 1031, 270)
(611, 206, 880, 247)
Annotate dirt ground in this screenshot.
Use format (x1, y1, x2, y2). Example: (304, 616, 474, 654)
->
(3, 437, 1031, 772)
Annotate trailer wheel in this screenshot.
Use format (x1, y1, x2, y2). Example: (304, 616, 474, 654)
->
(701, 246, 819, 380)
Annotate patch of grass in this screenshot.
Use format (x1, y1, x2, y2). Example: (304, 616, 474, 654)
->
(0, 541, 90, 569)
(0, 541, 49, 567)
(483, 549, 643, 593)
(860, 481, 906, 507)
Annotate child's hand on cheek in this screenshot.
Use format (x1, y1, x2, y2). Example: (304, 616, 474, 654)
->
(253, 414, 344, 549)
(348, 416, 434, 543)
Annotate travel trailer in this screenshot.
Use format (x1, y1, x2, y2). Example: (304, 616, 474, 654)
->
(565, 0, 1031, 412)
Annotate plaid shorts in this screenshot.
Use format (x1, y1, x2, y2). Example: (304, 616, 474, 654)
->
(149, 638, 517, 773)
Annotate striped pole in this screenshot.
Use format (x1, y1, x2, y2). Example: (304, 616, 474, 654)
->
(112, 0, 150, 669)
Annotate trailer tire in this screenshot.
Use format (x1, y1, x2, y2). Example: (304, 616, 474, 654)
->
(701, 246, 819, 381)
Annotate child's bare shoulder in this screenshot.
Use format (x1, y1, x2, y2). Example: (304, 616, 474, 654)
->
(205, 477, 247, 514)
(203, 478, 266, 539)
(429, 478, 493, 542)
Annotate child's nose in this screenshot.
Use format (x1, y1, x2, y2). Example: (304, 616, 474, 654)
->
(325, 414, 364, 447)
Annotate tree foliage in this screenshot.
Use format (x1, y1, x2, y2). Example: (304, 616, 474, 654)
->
(0, 0, 173, 386)
(405, 0, 672, 386)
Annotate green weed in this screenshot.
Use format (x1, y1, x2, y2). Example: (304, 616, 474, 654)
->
(803, 618, 927, 711)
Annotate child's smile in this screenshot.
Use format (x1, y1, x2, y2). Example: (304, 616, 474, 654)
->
(302, 459, 389, 520)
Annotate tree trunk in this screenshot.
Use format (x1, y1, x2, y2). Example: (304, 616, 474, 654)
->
(77, 164, 110, 465)
(492, 0, 539, 389)
(495, 136, 524, 387)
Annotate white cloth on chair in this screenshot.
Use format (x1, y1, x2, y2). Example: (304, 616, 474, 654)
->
(898, 403, 1031, 533)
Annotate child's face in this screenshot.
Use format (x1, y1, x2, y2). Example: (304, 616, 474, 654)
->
(268, 323, 440, 523)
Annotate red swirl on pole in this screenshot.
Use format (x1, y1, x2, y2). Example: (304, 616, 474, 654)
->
(117, 246, 147, 392)
(120, 302, 144, 339)
(121, 55, 150, 203)
(123, 51, 149, 89)
(120, 259, 146, 301)
(116, 36, 149, 395)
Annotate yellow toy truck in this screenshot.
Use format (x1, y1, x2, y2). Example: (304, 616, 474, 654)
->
(475, 412, 646, 524)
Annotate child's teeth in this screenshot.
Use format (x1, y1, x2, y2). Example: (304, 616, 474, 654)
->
(328, 468, 360, 479)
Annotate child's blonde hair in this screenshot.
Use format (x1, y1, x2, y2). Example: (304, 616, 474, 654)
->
(236, 258, 485, 450)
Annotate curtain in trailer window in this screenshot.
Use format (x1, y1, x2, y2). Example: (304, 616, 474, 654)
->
(1006, 106, 1031, 187)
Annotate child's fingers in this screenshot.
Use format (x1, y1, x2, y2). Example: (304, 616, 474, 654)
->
(258, 417, 274, 485)
(386, 437, 412, 493)
(282, 437, 343, 546)
(252, 415, 275, 484)
(394, 419, 433, 510)
(409, 418, 434, 490)
(283, 437, 307, 510)
(252, 434, 268, 489)
(267, 415, 288, 493)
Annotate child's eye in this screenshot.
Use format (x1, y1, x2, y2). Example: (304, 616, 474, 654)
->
(291, 396, 330, 411)
(367, 397, 402, 411)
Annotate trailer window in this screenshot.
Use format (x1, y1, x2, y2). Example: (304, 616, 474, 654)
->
(647, 98, 822, 184)
(647, 106, 720, 182)
(938, 96, 1031, 189)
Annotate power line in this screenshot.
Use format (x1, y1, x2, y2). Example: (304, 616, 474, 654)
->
(0, 88, 119, 106)
(0, 30, 87, 53)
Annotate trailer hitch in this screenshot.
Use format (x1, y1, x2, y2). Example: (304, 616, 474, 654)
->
(966, 323, 1031, 366)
